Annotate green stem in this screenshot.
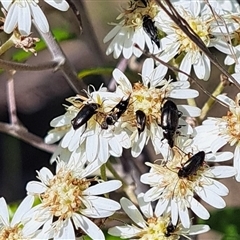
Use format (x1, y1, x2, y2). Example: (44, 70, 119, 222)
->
(199, 82, 225, 122)
(100, 164, 107, 182)
(106, 161, 127, 188)
(0, 35, 15, 55)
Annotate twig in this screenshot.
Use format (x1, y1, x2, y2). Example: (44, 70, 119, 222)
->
(66, 0, 83, 33)
(6, 72, 18, 125)
(108, 58, 128, 91)
(0, 59, 60, 71)
(0, 122, 56, 153)
(36, 29, 84, 93)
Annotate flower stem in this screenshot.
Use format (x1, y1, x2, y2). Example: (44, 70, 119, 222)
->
(199, 81, 225, 122)
(0, 36, 15, 55)
(100, 164, 107, 181)
(106, 161, 127, 188)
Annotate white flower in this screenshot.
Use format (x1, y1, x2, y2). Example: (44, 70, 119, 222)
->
(157, 0, 238, 81)
(45, 86, 131, 164)
(1, 0, 69, 35)
(25, 157, 122, 240)
(103, 0, 160, 59)
(113, 58, 200, 158)
(0, 196, 36, 239)
(193, 93, 240, 181)
(108, 193, 210, 239)
(140, 147, 235, 228)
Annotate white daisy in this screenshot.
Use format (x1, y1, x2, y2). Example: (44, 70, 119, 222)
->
(140, 147, 236, 228)
(103, 0, 160, 59)
(0, 196, 36, 239)
(113, 58, 200, 158)
(25, 157, 122, 240)
(108, 193, 210, 239)
(193, 93, 240, 182)
(45, 86, 131, 164)
(1, 0, 69, 35)
(157, 0, 238, 81)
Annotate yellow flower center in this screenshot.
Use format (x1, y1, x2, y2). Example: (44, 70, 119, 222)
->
(147, 148, 209, 200)
(138, 216, 180, 240)
(221, 93, 240, 146)
(0, 225, 27, 240)
(122, 81, 173, 128)
(175, 12, 211, 53)
(121, 0, 159, 29)
(40, 168, 91, 220)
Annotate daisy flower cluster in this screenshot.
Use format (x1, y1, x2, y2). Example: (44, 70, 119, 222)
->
(1, 0, 240, 239)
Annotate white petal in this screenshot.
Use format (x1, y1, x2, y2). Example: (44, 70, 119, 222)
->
(178, 52, 192, 81)
(206, 151, 233, 162)
(177, 105, 201, 117)
(86, 134, 98, 160)
(178, 203, 190, 228)
(11, 196, 34, 226)
(38, 167, 54, 185)
(142, 58, 154, 86)
(190, 197, 210, 220)
(108, 225, 142, 238)
(137, 193, 153, 218)
(26, 181, 47, 194)
(120, 197, 146, 229)
(18, 3, 31, 35)
(210, 166, 237, 178)
(104, 25, 122, 43)
(84, 180, 122, 195)
(169, 89, 199, 99)
(155, 198, 169, 216)
(197, 188, 226, 209)
(72, 214, 104, 240)
(188, 224, 210, 235)
(0, 197, 9, 225)
(30, 3, 49, 33)
(44, 0, 69, 11)
(56, 218, 75, 239)
(113, 68, 132, 91)
(234, 145, 240, 182)
(203, 179, 229, 196)
(4, 3, 18, 34)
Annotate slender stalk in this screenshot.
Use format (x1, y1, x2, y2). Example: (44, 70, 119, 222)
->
(0, 122, 56, 153)
(36, 29, 84, 93)
(199, 81, 225, 121)
(0, 36, 15, 55)
(106, 161, 127, 188)
(6, 72, 18, 125)
(100, 163, 107, 181)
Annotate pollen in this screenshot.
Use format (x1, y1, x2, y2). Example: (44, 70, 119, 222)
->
(40, 168, 91, 220)
(137, 216, 179, 240)
(0, 225, 26, 240)
(221, 93, 240, 146)
(121, 0, 159, 29)
(175, 13, 211, 53)
(123, 82, 172, 127)
(147, 148, 207, 200)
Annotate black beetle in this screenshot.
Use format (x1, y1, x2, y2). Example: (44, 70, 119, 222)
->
(165, 221, 176, 237)
(101, 95, 131, 129)
(136, 110, 146, 135)
(160, 100, 182, 148)
(178, 151, 205, 178)
(142, 15, 160, 48)
(71, 103, 100, 130)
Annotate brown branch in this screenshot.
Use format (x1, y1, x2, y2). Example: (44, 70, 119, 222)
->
(6, 72, 18, 125)
(0, 122, 56, 153)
